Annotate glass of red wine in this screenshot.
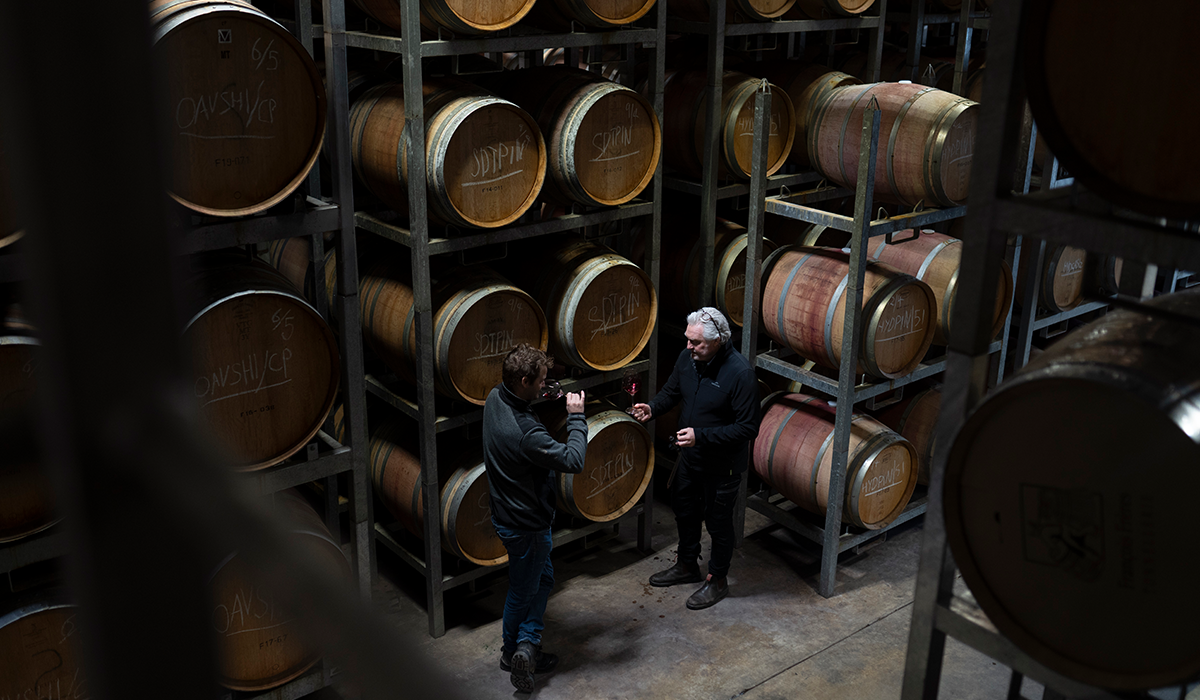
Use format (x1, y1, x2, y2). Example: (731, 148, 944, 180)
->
(541, 378, 564, 401)
(621, 368, 639, 415)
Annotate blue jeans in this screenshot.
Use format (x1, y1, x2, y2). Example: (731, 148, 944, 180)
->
(493, 522, 554, 651)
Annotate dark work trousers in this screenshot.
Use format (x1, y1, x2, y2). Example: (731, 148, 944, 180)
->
(672, 460, 740, 578)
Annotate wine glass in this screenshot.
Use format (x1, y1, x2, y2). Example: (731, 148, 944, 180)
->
(621, 368, 639, 415)
(541, 378, 564, 401)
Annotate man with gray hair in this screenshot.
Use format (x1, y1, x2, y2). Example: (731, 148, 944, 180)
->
(630, 307, 759, 609)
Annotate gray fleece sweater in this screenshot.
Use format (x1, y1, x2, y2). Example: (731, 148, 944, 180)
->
(482, 382, 587, 531)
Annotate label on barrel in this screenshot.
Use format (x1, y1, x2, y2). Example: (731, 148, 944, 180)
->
(1020, 485, 1106, 582)
(0, 607, 86, 700)
(586, 277, 645, 340)
(875, 289, 927, 342)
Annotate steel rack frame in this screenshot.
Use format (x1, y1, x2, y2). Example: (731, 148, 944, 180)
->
(345, 0, 668, 638)
(894, 0, 989, 95)
(900, 1, 1200, 698)
(733, 73, 1003, 597)
(665, 0, 891, 314)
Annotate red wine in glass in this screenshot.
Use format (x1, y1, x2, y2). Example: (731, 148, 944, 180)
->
(622, 370, 639, 414)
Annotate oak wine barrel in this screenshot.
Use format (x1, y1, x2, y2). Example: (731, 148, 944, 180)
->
(809, 82, 978, 208)
(789, 0, 875, 18)
(503, 237, 656, 371)
(350, 0, 537, 35)
(369, 421, 507, 566)
(359, 259, 548, 405)
(757, 64, 861, 169)
(670, 0, 796, 20)
(1023, 0, 1200, 217)
(150, 0, 326, 217)
(0, 336, 56, 543)
(266, 236, 337, 312)
(663, 69, 796, 180)
(476, 67, 660, 208)
(0, 598, 85, 699)
(1015, 242, 1086, 313)
(524, 0, 657, 28)
(945, 287, 1200, 690)
(539, 400, 654, 522)
(1085, 252, 1124, 297)
(755, 393, 917, 529)
(350, 78, 547, 229)
(872, 384, 940, 485)
(209, 491, 350, 691)
(184, 255, 340, 470)
(871, 229, 1013, 345)
(657, 219, 779, 328)
(761, 246, 937, 379)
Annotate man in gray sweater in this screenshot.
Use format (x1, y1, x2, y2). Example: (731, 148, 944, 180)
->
(482, 343, 587, 693)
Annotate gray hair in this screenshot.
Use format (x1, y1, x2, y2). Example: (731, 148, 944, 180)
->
(687, 307, 732, 344)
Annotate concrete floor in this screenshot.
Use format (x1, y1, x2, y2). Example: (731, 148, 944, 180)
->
(370, 499, 1048, 700)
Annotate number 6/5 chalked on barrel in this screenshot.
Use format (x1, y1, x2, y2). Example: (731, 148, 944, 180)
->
(150, 1, 326, 217)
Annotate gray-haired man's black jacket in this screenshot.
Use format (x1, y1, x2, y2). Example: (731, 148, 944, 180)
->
(482, 382, 587, 531)
(648, 342, 760, 474)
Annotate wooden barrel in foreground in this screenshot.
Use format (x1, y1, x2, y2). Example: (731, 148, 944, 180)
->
(150, 0, 326, 217)
(540, 400, 654, 522)
(351, 78, 547, 229)
(1015, 242, 1086, 313)
(0, 597, 85, 699)
(209, 492, 350, 691)
(755, 393, 917, 529)
(1023, 0, 1200, 218)
(369, 421, 507, 566)
(761, 246, 937, 379)
(871, 230, 1013, 345)
(351, 0, 537, 34)
(0, 335, 57, 543)
(872, 385, 940, 485)
(663, 69, 796, 180)
(758, 64, 861, 169)
(945, 287, 1200, 690)
(671, 0, 796, 20)
(809, 82, 978, 208)
(524, 0, 657, 28)
(184, 255, 339, 470)
(505, 237, 656, 371)
(477, 67, 660, 208)
(360, 259, 548, 405)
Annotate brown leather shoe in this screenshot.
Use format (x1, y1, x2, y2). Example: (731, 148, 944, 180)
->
(649, 559, 703, 587)
(686, 574, 729, 610)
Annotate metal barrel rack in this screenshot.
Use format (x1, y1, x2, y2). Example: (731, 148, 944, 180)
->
(899, 1, 1200, 698)
(736, 72, 1005, 597)
(340, 0, 668, 638)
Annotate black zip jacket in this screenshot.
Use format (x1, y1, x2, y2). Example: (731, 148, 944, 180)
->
(648, 343, 760, 474)
(482, 382, 587, 531)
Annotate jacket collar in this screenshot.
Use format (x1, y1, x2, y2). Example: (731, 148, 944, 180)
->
(498, 381, 532, 410)
(694, 341, 733, 376)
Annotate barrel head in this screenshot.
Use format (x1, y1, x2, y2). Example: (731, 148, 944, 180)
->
(0, 603, 85, 700)
(571, 90, 659, 206)
(154, 6, 324, 215)
(443, 289, 546, 405)
(569, 411, 653, 521)
(728, 84, 795, 178)
(947, 378, 1200, 689)
(439, 101, 544, 228)
(186, 292, 338, 470)
(849, 437, 915, 528)
(444, 464, 508, 565)
(568, 261, 656, 370)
